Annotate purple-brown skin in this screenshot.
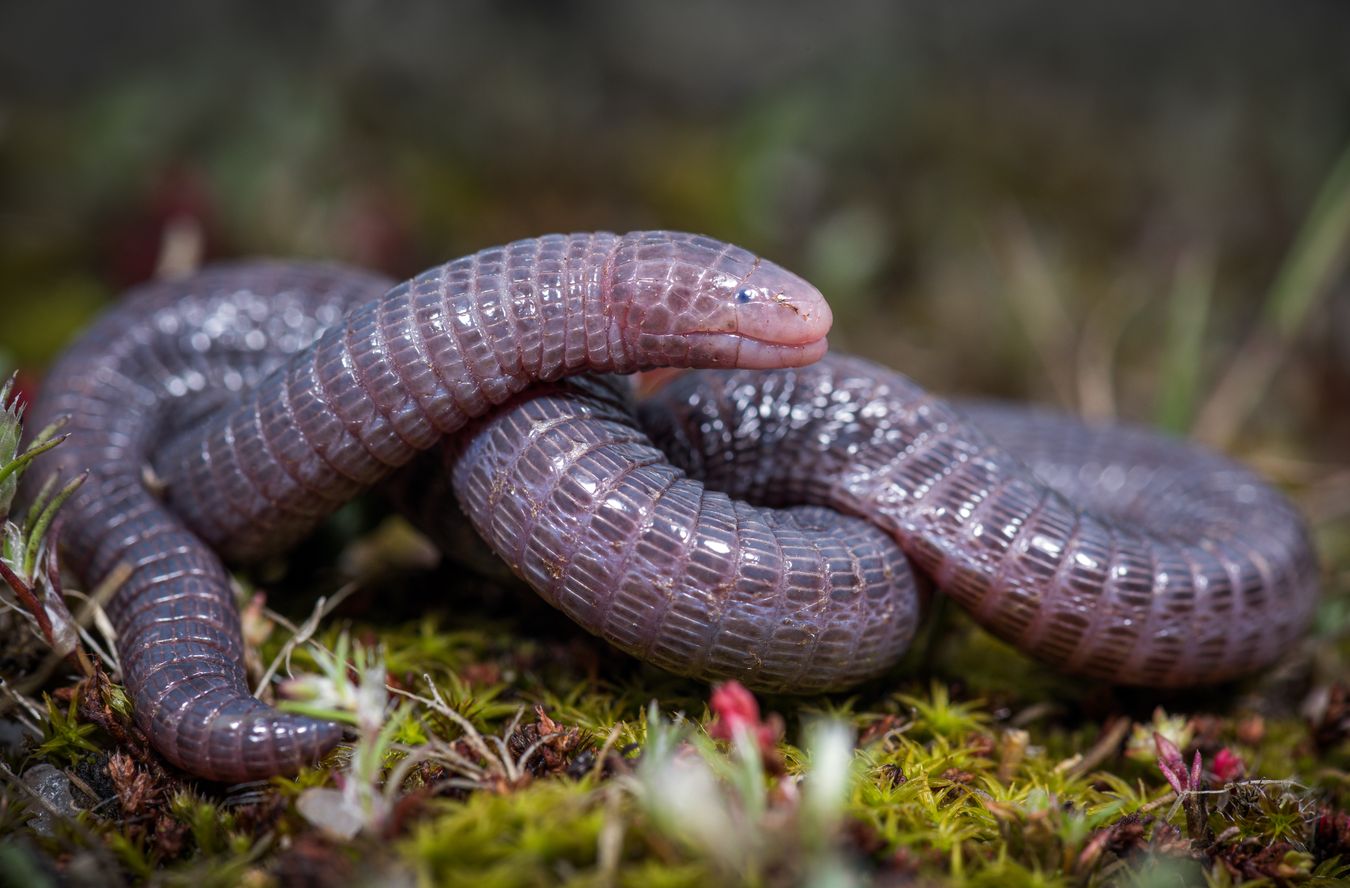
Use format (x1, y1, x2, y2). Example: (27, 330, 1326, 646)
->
(21, 232, 833, 781)
(390, 374, 922, 693)
(636, 357, 1318, 685)
(23, 264, 393, 782)
(21, 232, 1318, 782)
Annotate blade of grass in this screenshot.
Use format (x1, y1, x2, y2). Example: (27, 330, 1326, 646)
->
(1076, 272, 1151, 422)
(1194, 141, 1350, 447)
(990, 212, 1078, 410)
(0, 431, 70, 494)
(22, 472, 86, 578)
(1154, 249, 1216, 434)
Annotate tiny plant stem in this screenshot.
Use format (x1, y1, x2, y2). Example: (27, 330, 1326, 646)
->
(992, 212, 1078, 410)
(255, 583, 357, 696)
(14, 471, 59, 574)
(0, 431, 69, 494)
(70, 560, 132, 674)
(0, 556, 55, 645)
(1194, 140, 1350, 446)
(21, 471, 58, 538)
(1074, 281, 1143, 422)
(45, 545, 93, 676)
(22, 471, 86, 578)
(274, 701, 359, 725)
(731, 727, 767, 823)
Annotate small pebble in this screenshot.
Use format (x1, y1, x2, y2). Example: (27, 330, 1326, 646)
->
(22, 764, 79, 835)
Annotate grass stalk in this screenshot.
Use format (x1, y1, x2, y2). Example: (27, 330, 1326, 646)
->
(1194, 142, 1350, 446)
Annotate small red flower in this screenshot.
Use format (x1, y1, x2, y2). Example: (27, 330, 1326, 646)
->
(1212, 747, 1245, 783)
(707, 681, 783, 755)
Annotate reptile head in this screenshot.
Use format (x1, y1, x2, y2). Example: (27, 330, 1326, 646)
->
(607, 231, 831, 369)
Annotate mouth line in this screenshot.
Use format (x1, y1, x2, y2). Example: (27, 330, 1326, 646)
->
(682, 330, 830, 369)
(686, 330, 827, 349)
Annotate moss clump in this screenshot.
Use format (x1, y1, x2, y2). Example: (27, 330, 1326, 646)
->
(2, 545, 1346, 888)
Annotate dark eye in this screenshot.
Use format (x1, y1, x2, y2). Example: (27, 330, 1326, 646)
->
(735, 288, 755, 303)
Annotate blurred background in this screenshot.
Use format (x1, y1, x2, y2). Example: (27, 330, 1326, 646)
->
(1, 0, 1347, 476)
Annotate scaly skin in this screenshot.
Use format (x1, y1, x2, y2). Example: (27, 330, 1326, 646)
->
(391, 374, 922, 694)
(23, 263, 391, 781)
(23, 232, 831, 781)
(636, 357, 1318, 687)
(22, 232, 1318, 781)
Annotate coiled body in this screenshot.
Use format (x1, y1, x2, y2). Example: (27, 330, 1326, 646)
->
(22, 233, 1317, 781)
(24, 232, 833, 780)
(393, 375, 921, 693)
(25, 264, 391, 779)
(637, 359, 1318, 685)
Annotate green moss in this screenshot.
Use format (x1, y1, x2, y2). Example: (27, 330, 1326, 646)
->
(33, 694, 102, 767)
(4, 463, 1348, 888)
(404, 782, 614, 886)
(5, 580, 1349, 887)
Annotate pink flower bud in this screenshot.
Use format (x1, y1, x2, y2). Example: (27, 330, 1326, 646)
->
(1212, 747, 1245, 783)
